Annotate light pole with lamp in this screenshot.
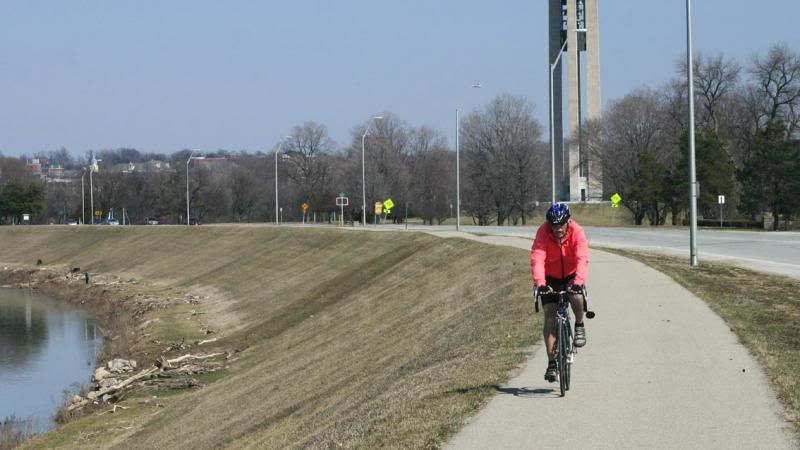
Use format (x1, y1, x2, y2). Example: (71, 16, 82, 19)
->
(455, 83, 482, 232)
(185, 150, 205, 225)
(549, 28, 587, 204)
(89, 154, 99, 224)
(274, 135, 292, 225)
(361, 115, 383, 227)
(81, 169, 86, 225)
(686, 0, 699, 266)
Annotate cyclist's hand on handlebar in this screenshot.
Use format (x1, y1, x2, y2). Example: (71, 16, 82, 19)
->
(537, 285, 554, 295)
(568, 283, 584, 294)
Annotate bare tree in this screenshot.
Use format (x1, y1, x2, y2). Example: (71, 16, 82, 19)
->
(343, 113, 411, 223)
(590, 88, 674, 225)
(749, 43, 800, 135)
(407, 126, 453, 225)
(228, 164, 258, 222)
(460, 95, 545, 225)
(677, 51, 742, 131)
(284, 122, 336, 216)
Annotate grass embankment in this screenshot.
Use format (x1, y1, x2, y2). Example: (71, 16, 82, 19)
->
(602, 248, 800, 431)
(0, 226, 537, 449)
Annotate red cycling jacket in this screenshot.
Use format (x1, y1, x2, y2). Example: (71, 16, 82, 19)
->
(530, 220, 589, 287)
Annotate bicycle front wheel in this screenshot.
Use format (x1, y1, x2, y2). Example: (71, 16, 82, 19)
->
(557, 319, 568, 397)
(562, 321, 572, 391)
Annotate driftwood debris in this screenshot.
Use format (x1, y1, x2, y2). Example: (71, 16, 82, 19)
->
(69, 352, 228, 412)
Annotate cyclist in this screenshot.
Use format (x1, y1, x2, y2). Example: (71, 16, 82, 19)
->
(530, 202, 589, 382)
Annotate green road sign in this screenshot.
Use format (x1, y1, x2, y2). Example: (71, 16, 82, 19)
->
(383, 198, 394, 210)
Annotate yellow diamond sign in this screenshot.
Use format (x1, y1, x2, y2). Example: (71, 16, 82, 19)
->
(383, 198, 394, 211)
(610, 193, 622, 205)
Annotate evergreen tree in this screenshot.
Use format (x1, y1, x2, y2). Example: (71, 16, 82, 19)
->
(673, 129, 737, 219)
(0, 182, 46, 223)
(738, 121, 800, 229)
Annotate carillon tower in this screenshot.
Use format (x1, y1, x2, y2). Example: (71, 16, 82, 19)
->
(549, 0, 602, 201)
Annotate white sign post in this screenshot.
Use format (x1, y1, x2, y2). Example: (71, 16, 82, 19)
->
(718, 195, 726, 228)
(336, 193, 349, 226)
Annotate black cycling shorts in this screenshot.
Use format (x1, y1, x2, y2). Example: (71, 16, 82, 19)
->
(541, 273, 576, 305)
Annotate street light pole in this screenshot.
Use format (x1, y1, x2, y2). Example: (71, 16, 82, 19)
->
(81, 170, 85, 225)
(686, 0, 699, 266)
(89, 168, 94, 224)
(455, 83, 481, 232)
(456, 107, 460, 231)
(361, 115, 382, 227)
(549, 29, 586, 204)
(186, 150, 197, 226)
(274, 135, 292, 225)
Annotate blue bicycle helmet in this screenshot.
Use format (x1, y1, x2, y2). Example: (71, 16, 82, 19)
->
(546, 202, 571, 225)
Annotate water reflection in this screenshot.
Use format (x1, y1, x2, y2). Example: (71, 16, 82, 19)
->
(0, 295, 48, 368)
(0, 288, 103, 432)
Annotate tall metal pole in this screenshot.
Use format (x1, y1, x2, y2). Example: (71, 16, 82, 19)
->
(274, 136, 291, 225)
(549, 64, 556, 205)
(361, 116, 382, 227)
(186, 152, 192, 226)
(456, 108, 460, 231)
(686, 0, 699, 266)
(81, 171, 85, 225)
(89, 169, 94, 225)
(361, 130, 367, 227)
(550, 38, 569, 205)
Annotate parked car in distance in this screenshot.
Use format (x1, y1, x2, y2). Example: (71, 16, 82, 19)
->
(106, 219, 120, 225)
(189, 217, 201, 225)
(66, 219, 79, 225)
(145, 217, 159, 225)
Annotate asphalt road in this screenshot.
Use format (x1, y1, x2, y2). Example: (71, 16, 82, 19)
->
(421, 231, 797, 449)
(400, 225, 800, 279)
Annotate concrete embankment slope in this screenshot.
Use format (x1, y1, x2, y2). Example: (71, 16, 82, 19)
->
(432, 232, 797, 449)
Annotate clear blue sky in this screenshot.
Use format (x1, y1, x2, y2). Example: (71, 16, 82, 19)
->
(1, 1, 798, 157)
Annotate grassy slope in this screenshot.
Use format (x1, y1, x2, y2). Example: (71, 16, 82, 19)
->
(0, 226, 538, 449)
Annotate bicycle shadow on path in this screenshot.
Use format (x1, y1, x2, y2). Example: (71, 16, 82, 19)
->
(493, 386, 559, 399)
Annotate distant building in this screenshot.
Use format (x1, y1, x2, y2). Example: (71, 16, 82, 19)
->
(47, 165, 64, 178)
(26, 158, 42, 176)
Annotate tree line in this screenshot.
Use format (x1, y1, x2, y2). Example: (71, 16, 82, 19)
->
(0, 95, 549, 226)
(583, 43, 800, 228)
(1, 43, 798, 229)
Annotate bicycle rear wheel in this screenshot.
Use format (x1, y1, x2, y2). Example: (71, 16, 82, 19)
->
(557, 320, 568, 397)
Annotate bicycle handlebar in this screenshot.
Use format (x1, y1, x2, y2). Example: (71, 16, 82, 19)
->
(532, 285, 596, 319)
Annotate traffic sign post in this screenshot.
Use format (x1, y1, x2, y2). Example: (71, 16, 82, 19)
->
(336, 193, 349, 226)
(610, 193, 622, 225)
(382, 198, 394, 223)
(718, 195, 725, 228)
(302, 202, 309, 224)
(374, 202, 383, 225)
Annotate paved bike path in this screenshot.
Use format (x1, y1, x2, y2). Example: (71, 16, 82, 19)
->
(429, 232, 796, 449)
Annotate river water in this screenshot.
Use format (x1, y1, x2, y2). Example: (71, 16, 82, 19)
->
(0, 287, 102, 432)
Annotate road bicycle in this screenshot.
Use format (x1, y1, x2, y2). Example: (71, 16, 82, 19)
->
(534, 286, 595, 397)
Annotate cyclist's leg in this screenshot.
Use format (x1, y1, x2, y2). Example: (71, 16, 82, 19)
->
(543, 302, 557, 360)
(542, 301, 558, 381)
(568, 293, 585, 323)
(569, 292, 587, 347)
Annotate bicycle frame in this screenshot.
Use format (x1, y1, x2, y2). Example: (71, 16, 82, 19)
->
(533, 286, 592, 396)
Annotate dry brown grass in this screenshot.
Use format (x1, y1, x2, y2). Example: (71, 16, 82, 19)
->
(1, 417, 35, 450)
(601, 247, 800, 432)
(0, 225, 538, 449)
